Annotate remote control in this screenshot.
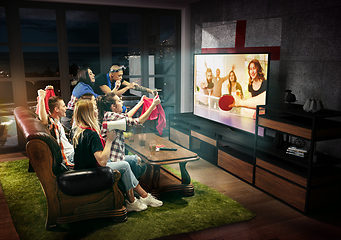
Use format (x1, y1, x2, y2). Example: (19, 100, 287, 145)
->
(159, 147, 177, 151)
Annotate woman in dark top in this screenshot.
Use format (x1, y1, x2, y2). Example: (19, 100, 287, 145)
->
(229, 59, 267, 110)
(72, 99, 162, 212)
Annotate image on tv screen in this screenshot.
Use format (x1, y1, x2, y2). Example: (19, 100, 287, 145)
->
(193, 53, 270, 134)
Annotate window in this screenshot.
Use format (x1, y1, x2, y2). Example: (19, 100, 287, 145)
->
(0, 46, 10, 78)
(19, 8, 57, 43)
(0, 82, 16, 151)
(0, 81, 14, 104)
(0, 7, 17, 151)
(146, 13, 179, 119)
(2, 2, 180, 154)
(66, 10, 99, 44)
(23, 46, 59, 77)
(0, 8, 10, 78)
(148, 14, 176, 45)
(111, 13, 140, 45)
(0, 7, 7, 42)
(149, 47, 176, 75)
(68, 47, 100, 77)
(112, 47, 141, 76)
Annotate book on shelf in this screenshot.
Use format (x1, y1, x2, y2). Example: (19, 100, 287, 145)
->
(286, 146, 308, 158)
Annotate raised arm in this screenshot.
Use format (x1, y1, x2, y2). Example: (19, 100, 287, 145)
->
(126, 95, 145, 118)
(99, 84, 112, 94)
(113, 80, 139, 96)
(138, 95, 161, 124)
(37, 89, 48, 125)
(232, 91, 266, 109)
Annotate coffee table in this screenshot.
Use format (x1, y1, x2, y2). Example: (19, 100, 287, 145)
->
(125, 133, 200, 197)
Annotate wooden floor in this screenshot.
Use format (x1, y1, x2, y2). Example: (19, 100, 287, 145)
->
(1, 152, 341, 240)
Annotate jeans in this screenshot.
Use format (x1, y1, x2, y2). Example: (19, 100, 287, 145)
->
(66, 152, 74, 164)
(106, 161, 139, 192)
(124, 155, 147, 179)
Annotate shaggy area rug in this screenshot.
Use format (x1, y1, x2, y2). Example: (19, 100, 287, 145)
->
(0, 159, 255, 240)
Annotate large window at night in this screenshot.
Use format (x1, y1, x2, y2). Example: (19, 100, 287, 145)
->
(0, 7, 10, 78)
(1, 2, 180, 153)
(66, 10, 99, 44)
(19, 8, 57, 43)
(0, 6, 17, 152)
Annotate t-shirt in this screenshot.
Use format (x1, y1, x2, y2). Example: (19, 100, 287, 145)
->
(211, 75, 228, 97)
(47, 116, 74, 167)
(93, 73, 124, 96)
(248, 80, 267, 97)
(93, 73, 127, 112)
(73, 129, 103, 170)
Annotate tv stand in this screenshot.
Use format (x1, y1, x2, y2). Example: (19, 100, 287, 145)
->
(169, 108, 341, 213)
(169, 113, 254, 183)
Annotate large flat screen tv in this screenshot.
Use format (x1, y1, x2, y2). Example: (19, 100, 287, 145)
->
(193, 53, 270, 134)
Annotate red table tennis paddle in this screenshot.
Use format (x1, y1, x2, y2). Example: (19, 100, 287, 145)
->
(219, 94, 235, 111)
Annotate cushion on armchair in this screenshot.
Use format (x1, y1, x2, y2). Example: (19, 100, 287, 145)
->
(56, 167, 115, 196)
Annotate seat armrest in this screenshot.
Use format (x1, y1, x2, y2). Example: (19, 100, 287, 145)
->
(56, 167, 118, 196)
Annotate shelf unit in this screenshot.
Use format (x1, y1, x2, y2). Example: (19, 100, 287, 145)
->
(169, 112, 255, 182)
(169, 106, 341, 213)
(254, 104, 341, 213)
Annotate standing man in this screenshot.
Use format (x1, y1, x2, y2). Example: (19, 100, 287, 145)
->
(212, 68, 229, 98)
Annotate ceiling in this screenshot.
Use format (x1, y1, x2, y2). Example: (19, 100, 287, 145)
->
(31, 0, 199, 10)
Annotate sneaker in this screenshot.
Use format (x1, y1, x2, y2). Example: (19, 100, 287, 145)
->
(125, 197, 148, 212)
(139, 193, 163, 207)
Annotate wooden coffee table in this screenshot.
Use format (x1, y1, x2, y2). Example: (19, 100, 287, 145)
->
(125, 133, 200, 197)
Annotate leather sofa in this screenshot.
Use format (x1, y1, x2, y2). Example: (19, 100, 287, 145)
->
(14, 106, 127, 230)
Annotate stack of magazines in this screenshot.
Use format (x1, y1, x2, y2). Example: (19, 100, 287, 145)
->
(286, 146, 308, 158)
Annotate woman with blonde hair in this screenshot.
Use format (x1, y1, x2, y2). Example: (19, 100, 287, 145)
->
(72, 99, 162, 212)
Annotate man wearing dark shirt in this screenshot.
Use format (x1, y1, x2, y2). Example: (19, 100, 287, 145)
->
(93, 65, 157, 96)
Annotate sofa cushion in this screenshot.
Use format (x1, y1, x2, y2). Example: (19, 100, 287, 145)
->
(56, 167, 114, 196)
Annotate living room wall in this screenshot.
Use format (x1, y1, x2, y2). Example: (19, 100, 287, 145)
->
(190, 0, 341, 157)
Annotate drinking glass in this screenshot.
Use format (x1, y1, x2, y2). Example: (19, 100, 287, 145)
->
(138, 134, 146, 146)
(149, 140, 156, 156)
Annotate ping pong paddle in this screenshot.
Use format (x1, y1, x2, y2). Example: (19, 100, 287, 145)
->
(219, 94, 235, 111)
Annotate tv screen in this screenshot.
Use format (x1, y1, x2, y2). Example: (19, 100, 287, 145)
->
(193, 53, 270, 134)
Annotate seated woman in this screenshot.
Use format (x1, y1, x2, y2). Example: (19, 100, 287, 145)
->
(62, 67, 103, 131)
(96, 92, 161, 179)
(72, 99, 163, 212)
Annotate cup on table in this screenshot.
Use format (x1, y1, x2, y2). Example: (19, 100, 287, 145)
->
(149, 140, 156, 156)
(138, 134, 146, 146)
(128, 130, 134, 142)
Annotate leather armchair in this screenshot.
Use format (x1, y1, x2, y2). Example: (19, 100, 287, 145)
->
(14, 106, 127, 230)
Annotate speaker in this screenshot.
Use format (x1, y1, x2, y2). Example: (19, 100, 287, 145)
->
(102, 118, 126, 131)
